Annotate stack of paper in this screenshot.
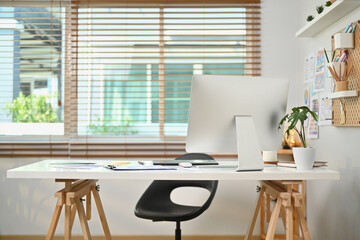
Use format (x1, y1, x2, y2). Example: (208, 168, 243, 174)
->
(277, 161, 328, 168)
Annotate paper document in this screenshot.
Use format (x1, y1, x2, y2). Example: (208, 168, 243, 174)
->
(50, 162, 102, 169)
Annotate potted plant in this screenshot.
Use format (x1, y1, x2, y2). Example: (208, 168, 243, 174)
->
(316, 5, 324, 14)
(325, 1, 332, 7)
(278, 106, 318, 170)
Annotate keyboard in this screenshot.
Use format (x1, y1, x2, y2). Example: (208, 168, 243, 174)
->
(152, 159, 218, 166)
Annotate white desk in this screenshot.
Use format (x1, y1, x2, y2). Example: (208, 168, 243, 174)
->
(7, 160, 340, 240)
(7, 159, 339, 181)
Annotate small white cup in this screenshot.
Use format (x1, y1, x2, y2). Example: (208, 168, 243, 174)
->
(262, 151, 277, 162)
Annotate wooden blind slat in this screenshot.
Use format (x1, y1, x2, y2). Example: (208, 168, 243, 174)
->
(74, 0, 260, 4)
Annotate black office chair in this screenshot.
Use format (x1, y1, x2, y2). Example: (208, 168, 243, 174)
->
(134, 153, 218, 240)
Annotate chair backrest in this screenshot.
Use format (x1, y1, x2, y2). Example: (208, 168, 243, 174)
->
(174, 153, 218, 214)
(135, 153, 218, 221)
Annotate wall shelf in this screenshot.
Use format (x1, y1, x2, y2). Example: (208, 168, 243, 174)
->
(328, 90, 358, 99)
(296, 0, 360, 38)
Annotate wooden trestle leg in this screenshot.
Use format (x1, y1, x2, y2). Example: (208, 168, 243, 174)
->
(46, 179, 112, 240)
(244, 186, 266, 240)
(246, 180, 310, 240)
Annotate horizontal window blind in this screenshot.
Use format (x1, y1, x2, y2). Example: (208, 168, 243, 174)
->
(68, 0, 261, 151)
(0, 0, 260, 157)
(0, 139, 187, 157)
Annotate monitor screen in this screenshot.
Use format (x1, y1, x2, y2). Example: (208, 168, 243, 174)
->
(186, 75, 289, 169)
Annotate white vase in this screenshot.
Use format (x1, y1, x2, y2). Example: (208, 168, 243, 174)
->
(292, 147, 316, 170)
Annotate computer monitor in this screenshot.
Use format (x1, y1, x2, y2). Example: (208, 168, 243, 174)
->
(186, 75, 289, 171)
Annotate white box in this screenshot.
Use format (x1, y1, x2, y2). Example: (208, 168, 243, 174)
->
(334, 32, 354, 49)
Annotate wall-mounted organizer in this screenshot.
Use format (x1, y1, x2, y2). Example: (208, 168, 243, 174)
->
(331, 20, 360, 126)
(334, 32, 355, 49)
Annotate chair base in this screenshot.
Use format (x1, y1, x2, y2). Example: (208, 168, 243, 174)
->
(175, 221, 181, 240)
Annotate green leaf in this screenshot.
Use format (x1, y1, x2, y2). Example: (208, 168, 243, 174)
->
(6, 93, 59, 123)
(278, 114, 289, 130)
(278, 105, 318, 148)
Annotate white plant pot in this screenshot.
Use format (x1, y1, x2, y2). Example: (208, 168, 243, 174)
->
(292, 147, 316, 170)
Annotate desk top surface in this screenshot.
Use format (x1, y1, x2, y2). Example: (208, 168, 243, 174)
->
(7, 159, 340, 181)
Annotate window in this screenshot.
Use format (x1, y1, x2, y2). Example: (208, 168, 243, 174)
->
(0, 1, 66, 136)
(0, 0, 260, 157)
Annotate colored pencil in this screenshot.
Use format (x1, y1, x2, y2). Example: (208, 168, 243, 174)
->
(339, 63, 342, 81)
(324, 48, 330, 63)
(351, 24, 357, 33)
(332, 65, 340, 81)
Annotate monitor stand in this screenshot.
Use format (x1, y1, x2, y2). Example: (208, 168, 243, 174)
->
(234, 115, 264, 171)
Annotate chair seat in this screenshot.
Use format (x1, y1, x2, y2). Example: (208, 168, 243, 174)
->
(135, 203, 200, 222)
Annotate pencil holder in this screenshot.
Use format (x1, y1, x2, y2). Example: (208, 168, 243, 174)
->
(336, 81, 349, 91)
(334, 32, 354, 49)
(330, 62, 346, 79)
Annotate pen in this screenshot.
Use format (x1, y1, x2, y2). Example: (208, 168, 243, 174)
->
(338, 50, 347, 62)
(331, 51, 336, 62)
(339, 54, 345, 62)
(344, 22, 352, 33)
(323, 48, 330, 63)
(351, 24, 357, 33)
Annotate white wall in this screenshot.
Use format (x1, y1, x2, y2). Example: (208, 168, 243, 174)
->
(297, 1, 360, 239)
(0, 0, 300, 236)
(261, 0, 299, 108)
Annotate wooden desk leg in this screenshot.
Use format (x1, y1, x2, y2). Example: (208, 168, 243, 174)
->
(293, 192, 311, 240)
(293, 184, 299, 237)
(46, 189, 66, 240)
(65, 204, 72, 240)
(46, 203, 63, 240)
(244, 186, 266, 240)
(280, 206, 287, 231)
(257, 181, 310, 240)
(260, 190, 265, 239)
(265, 197, 282, 240)
(70, 204, 77, 232)
(266, 193, 271, 223)
(285, 203, 293, 240)
(75, 197, 92, 240)
(295, 207, 311, 240)
(285, 185, 293, 240)
(87, 193, 92, 220)
(260, 192, 274, 240)
(63, 203, 77, 239)
(64, 181, 73, 240)
(46, 180, 112, 240)
(92, 185, 112, 240)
